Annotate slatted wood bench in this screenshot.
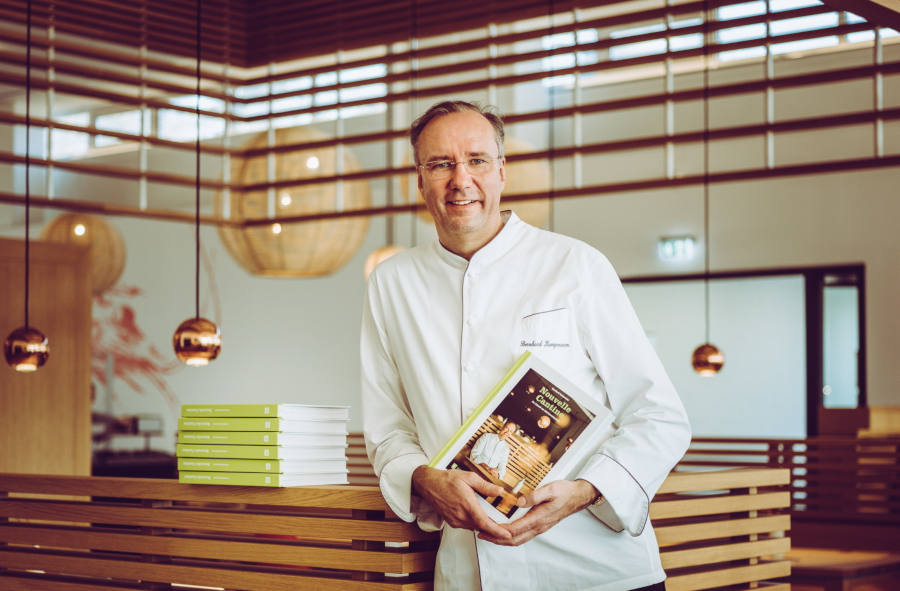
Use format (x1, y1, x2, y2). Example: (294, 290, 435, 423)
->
(1, 474, 437, 590)
(681, 436, 900, 590)
(653, 468, 792, 591)
(786, 548, 900, 591)
(1, 467, 790, 591)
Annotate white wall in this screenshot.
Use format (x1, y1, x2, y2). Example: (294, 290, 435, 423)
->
(625, 276, 807, 438)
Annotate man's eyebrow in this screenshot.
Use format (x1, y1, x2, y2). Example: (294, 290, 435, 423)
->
(423, 150, 493, 162)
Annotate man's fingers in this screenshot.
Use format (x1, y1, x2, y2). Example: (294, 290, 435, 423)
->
(467, 474, 505, 498)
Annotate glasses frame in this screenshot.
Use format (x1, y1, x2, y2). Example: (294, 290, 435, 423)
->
(417, 155, 501, 180)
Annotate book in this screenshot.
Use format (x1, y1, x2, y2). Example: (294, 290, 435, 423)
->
(428, 351, 615, 523)
(177, 417, 348, 434)
(181, 404, 350, 421)
(177, 430, 348, 447)
(177, 457, 347, 474)
(178, 470, 349, 487)
(176, 443, 347, 460)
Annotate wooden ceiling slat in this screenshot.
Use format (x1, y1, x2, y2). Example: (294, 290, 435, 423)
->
(0, 29, 236, 84)
(0, 0, 865, 68)
(239, 23, 882, 124)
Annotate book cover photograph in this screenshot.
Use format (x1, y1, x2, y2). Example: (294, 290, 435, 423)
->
(429, 352, 614, 522)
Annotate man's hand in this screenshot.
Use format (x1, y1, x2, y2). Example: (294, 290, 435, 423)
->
(478, 478, 598, 546)
(411, 465, 512, 541)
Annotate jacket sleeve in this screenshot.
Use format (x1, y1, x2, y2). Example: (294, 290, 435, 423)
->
(359, 274, 436, 528)
(574, 252, 692, 535)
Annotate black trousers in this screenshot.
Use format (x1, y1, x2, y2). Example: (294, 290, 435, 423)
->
(631, 583, 666, 591)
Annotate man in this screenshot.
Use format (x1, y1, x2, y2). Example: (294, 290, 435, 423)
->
(469, 420, 517, 480)
(361, 100, 691, 590)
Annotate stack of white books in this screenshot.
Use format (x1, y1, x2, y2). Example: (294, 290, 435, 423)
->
(176, 403, 350, 487)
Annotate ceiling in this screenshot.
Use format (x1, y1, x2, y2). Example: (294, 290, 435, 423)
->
(0, 0, 586, 68)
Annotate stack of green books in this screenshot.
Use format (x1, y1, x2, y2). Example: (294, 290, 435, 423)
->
(176, 403, 350, 487)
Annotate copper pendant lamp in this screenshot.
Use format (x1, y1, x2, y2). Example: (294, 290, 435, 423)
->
(173, 0, 220, 367)
(691, 0, 724, 377)
(4, 0, 49, 372)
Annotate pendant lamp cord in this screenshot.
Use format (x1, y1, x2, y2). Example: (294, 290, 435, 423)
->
(24, 0, 32, 327)
(409, 0, 418, 246)
(195, 0, 202, 319)
(547, 0, 556, 233)
(702, 0, 711, 344)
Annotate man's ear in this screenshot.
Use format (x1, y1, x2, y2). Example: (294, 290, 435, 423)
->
(417, 169, 424, 193)
(498, 157, 506, 188)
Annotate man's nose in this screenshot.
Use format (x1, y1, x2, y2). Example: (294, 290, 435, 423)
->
(448, 161, 472, 188)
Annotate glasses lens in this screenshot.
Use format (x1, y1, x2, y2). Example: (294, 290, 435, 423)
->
(423, 157, 494, 179)
(465, 158, 492, 174)
(426, 161, 452, 179)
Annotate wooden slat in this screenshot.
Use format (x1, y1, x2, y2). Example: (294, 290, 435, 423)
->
(661, 537, 791, 570)
(0, 524, 436, 572)
(655, 515, 791, 547)
(0, 573, 146, 591)
(0, 549, 432, 591)
(665, 560, 791, 591)
(651, 492, 791, 520)
(0, 474, 390, 510)
(0, 499, 431, 542)
(659, 468, 791, 493)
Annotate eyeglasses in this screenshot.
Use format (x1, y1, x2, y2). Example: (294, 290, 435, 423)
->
(418, 156, 499, 180)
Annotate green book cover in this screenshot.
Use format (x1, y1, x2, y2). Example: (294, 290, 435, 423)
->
(180, 404, 349, 421)
(177, 430, 347, 447)
(176, 443, 347, 460)
(178, 471, 349, 487)
(177, 457, 347, 473)
(178, 418, 283, 431)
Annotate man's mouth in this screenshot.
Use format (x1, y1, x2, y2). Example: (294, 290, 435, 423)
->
(448, 200, 476, 206)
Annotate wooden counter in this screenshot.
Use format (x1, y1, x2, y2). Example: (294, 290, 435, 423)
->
(0, 468, 791, 590)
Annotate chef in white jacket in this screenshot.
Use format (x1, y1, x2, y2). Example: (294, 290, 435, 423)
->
(361, 100, 691, 591)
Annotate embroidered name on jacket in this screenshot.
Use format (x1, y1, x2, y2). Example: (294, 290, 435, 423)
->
(520, 340, 570, 348)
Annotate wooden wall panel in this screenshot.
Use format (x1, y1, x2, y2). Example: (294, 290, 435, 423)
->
(0, 237, 91, 475)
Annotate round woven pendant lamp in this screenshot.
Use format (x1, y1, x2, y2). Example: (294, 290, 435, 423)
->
(217, 126, 371, 277)
(40, 213, 126, 295)
(403, 136, 551, 227)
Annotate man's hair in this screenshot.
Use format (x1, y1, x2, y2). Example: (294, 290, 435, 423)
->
(409, 100, 505, 164)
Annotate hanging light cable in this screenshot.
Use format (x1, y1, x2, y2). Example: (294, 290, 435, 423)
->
(173, 0, 221, 367)
(5, 0, 50, 372)
(692, 0, 724, 377)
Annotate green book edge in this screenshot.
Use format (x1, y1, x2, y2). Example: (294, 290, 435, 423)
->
(427, 350, 531, 468)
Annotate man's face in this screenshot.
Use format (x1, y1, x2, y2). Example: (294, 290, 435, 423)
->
(499, 422, 516, 438)
(415, 110, 505, 255)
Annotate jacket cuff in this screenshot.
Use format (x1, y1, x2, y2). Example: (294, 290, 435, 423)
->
(378, 452, 430, 522)
(578, 453, 650, 536)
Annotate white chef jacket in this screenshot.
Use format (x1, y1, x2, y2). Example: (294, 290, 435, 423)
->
(361, 212, 691, 591)
(469, 432, 511, 479)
